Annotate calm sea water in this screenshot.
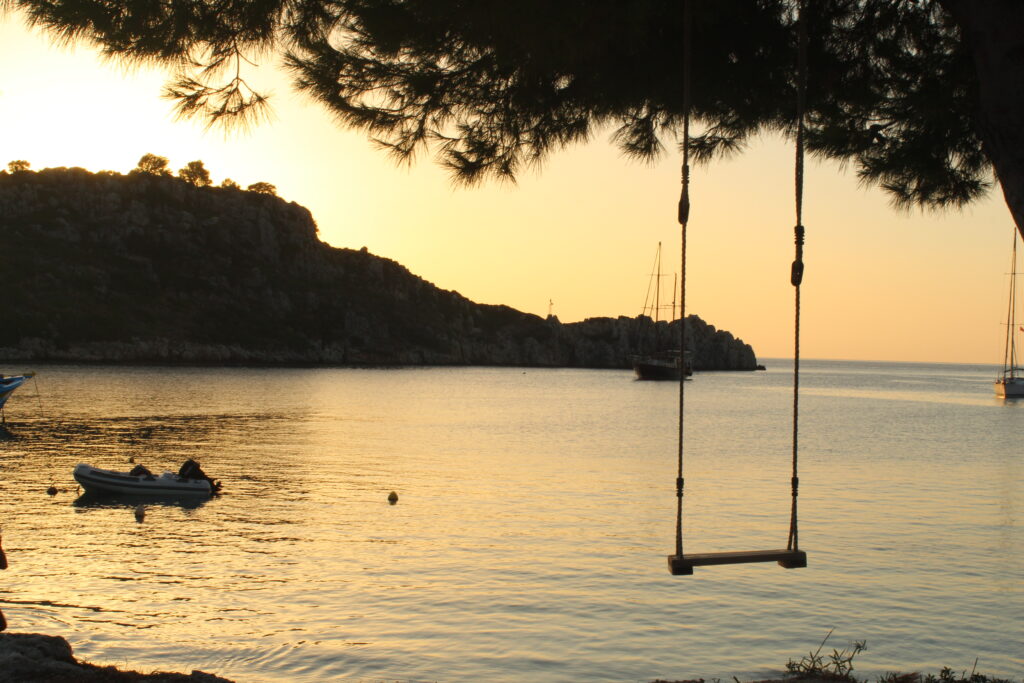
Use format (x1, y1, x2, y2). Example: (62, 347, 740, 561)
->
(0, 361, 1020, 682)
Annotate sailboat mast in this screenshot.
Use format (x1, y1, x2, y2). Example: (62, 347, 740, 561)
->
(642, 242, 664, 320)
(672, 273, 677, 321)
(995, 227, 1023, 396)
(1006, 232, 1019, 375)
(655, 242, 662, 323)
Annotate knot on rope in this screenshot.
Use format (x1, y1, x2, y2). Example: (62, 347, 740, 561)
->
(675, 477, 685, 497)
(790, 224, 805, 286)
(790, 475, 800, 497)
(678, 165, 691, 225)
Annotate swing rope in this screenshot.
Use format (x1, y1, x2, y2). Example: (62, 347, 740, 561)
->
(674, 0, 693, 561)
(787, 0, 808, 554)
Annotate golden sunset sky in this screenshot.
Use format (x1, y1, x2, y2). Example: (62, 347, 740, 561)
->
(1, 11, 1017, 364)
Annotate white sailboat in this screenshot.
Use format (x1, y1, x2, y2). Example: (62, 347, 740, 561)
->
(995, 228, 1024, 398)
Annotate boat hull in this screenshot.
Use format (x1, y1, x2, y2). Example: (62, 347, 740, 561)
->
(634, 360, 683, 381)
(73, 464, 213, 496)
(994, 376, 1024, 398)
(631, 353, 692, 381)
(0, 374, 32, 411)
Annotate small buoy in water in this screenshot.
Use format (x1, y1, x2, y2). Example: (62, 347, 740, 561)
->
(46, 485, 58, 496)
(134, 504, 145, 523)
(0, 533, 8, 570)
(128, 455, 135, 464)
(387, 491, 398, 504)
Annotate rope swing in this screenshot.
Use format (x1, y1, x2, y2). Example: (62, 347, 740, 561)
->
(667, 0, 809, 576)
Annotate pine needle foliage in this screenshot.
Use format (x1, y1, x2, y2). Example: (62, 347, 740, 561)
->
(4, 0, 997, 209)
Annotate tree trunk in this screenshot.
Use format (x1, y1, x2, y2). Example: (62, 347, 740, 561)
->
(942, 0, 1024, 241)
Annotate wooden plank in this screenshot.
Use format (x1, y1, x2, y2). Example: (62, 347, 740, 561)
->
(668, 549, 807, 575)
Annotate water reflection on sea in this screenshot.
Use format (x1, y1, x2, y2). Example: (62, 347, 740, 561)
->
(0, 361, 1020, 682)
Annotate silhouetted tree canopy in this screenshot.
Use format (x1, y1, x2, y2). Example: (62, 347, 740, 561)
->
(7, 160, 30, 173)
(220, 178, 241, 189)
(247, 182, 277, 195)
(7, 0, 1024, 235)
(133, 153, 172, 176)
(178, 159, 212, 187)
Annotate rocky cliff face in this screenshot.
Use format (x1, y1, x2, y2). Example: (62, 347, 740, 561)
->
(0, 167, 758, 370)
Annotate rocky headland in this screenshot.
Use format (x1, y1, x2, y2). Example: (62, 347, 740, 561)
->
(0, 167, 758, 370)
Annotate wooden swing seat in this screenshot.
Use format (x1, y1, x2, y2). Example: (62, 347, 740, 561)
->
(668, 549, 807, 575)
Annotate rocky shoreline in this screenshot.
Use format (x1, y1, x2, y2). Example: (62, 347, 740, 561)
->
(4, 634, 1010, 683)
(0, 633, 232, 682)
(0, 632, 822, 683)
(0, 313, 758, 370)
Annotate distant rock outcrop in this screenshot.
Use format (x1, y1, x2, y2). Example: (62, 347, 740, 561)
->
(0, 167, 758, 370)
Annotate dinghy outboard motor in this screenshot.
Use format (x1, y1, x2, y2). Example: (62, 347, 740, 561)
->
(178, 459, 222, 493)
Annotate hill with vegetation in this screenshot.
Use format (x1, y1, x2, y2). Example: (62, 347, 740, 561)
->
(0, 165, 758, 370)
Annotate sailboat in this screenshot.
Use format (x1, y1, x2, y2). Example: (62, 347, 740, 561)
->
(995, 228, 1024, 398)
(631, 243, 691, 380)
